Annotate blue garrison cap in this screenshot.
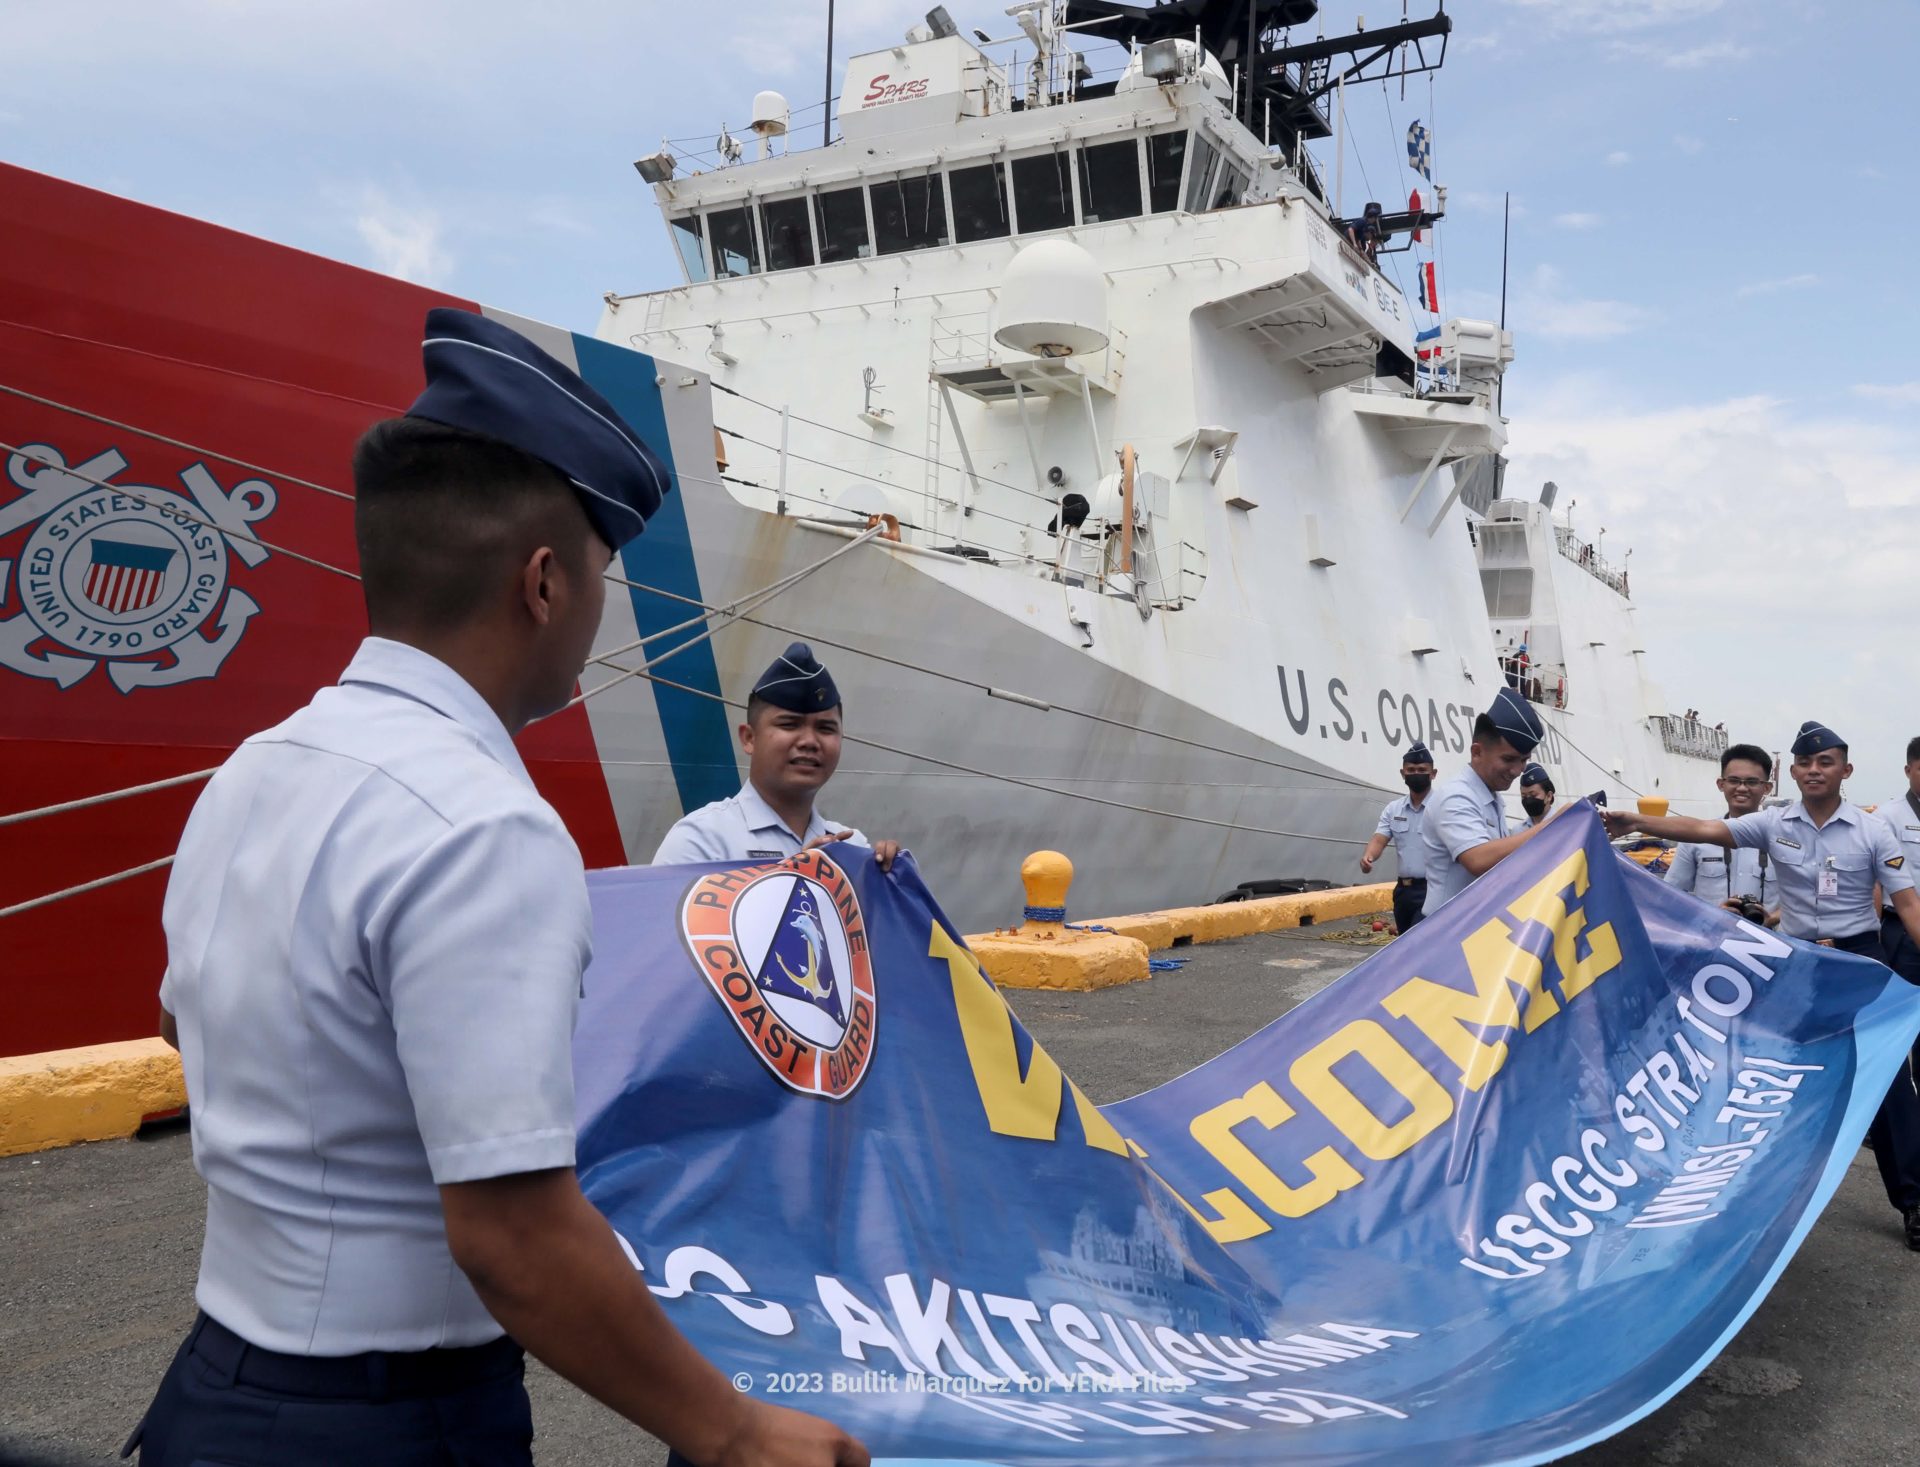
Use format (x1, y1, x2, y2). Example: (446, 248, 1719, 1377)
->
(753, 642, 840, 714)
(1790, 720, 1846, 757)
(406, 308, 669, 550)
(1403, 741, 1433, 764)
(1486, 686, 1545, 755)
(1520, 762, 1554, 790)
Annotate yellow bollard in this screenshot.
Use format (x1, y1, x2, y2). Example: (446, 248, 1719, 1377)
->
(1018, 850, 1074, 934)
(967, 850, 1150, 991)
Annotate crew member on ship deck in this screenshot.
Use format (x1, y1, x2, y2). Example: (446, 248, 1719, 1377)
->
(1606, 720, 1920, 1252)
(651, 642, 901, 871)
(138, 309, 866, 1467)
(1361, 741, 1435, 933)
(1420, 689, 1558, 916)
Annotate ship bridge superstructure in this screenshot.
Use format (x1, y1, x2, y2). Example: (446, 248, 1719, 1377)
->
(604, 3, 1506, 625)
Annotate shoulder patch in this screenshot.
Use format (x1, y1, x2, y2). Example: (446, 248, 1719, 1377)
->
(1889, 855, 1907, 870)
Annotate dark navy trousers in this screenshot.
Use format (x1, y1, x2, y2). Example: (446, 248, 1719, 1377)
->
(129, 1314, 533, 1466)
(1392, 878, 1427, 936)
(1832, 928, 1920, 1214)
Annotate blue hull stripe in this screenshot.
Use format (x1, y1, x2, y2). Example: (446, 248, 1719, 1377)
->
(571, 334, 738, 818)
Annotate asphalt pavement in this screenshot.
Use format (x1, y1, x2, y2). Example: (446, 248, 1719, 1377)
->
(3, 918, 1915, 1465)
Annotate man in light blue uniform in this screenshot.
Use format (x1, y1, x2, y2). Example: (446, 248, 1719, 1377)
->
(1608, 720, 1920, 1249)
(653, 642, 899, 871)
(138, 310, 866, 1467)
(1872, 734, 1920, 985)
(1360, 740, 1435, 933)
(1421, 687, 1556, 916)
(1665, 741, 1777, 919)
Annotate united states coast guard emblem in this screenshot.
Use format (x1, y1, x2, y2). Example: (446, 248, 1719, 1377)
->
(0, 441, 276, 692)
(680, 850, 878, 1100)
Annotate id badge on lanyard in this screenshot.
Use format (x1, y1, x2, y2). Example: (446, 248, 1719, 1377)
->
(1818, 858, 1839, 900)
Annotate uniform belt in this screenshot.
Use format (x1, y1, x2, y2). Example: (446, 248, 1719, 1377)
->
(188, 1312, 522, 1401)
(1395, 876, 1427, 888)
(1826, 929, 1884, 959)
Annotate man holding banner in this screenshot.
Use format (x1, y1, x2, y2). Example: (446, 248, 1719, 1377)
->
(1420, 687, 1555, 917)
(137, 311, 868, 1467)
(653, 642, 901, 872)
(1606, 719, 1920, 1248)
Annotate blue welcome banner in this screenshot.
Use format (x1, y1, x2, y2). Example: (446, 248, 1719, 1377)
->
(574, 807, 1920, 1465)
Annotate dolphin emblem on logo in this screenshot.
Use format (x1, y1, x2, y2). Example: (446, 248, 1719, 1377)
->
(776, 905, 833, 1002)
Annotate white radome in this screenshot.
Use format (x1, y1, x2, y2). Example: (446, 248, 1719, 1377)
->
(994, 239, 1109, 358)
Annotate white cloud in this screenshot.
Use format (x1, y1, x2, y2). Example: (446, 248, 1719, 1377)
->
(1735, 273, 1818, 299)
(1500, 0, 1726, 34)
(1505, 386, 1920, 769)
(1609, 37, 1751, 67)
(1457, 191, 1526, 218)
(1673, 133, 1705, 155)
(1854, 383, 1920, 406)
(1553, 212, 1603, 230)
(1513, 265, 1657, 340)
(354, 187, 453, 284)
(1605, 150, 1632, 166)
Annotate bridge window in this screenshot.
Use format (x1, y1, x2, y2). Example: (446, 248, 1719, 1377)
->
(760, 195, 815, 270)
(670, 215, 709, 283)
(1078, 139, 1142, 223)
(813, 185, 871, 263)
(1146, 131, 1187, 213)
(871, 173, 949, 254)
(1212, 161, 1249, 210)
(707, 205, 759, 277)
(1182, 134, 1221, 214)
(949, 161, 1011, 243)
(1011, 151, 1074, 234)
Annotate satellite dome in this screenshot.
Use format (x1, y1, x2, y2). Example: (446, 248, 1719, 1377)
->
(994, 240, 1109, 358)
(750, 91, 790, 138)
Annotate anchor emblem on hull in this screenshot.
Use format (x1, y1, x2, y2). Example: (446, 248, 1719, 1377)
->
(0, 441, 276, 692)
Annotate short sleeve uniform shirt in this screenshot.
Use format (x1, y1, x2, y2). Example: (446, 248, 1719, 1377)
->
(1724, 800, 1915, 941)
(159, 638, 592, 1355)
(1374, 795, 1430, 880)
(1872, 792, 1920, 879)
(1665, 841, 1770, 904)
(651, 781, 868, 864)
(1421, 766, 1507, 915)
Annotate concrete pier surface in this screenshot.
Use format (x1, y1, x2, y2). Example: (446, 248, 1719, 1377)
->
(5, 918, 1913, 1466)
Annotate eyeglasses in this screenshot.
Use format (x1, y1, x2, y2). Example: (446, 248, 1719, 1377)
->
(1720, 777, 1768, 789)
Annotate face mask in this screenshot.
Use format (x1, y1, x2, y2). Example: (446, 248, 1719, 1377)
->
(1404, 773, 1432, 794)
(1522, 796, 1549, 819)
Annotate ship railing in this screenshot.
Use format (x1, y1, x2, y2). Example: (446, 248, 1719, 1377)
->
(1502, 656, 1569, 712)
(1553, 524, 1629, 597)
(931, 309, 1127, 387)
(1652, 714, 1728, 762)
(1140, 537, 1208, 610)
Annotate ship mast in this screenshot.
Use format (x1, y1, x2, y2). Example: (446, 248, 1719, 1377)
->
(1062, 0, 1449, 216)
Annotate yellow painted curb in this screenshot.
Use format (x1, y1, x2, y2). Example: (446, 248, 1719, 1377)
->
(968, 928, 1151, 991)
(0, 1038, 184, 1159)
(963, 882, 1396, 992)
(1092, 882, 1397, 947)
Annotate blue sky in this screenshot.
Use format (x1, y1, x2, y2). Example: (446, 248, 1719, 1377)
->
(5, 0, 1916, 786)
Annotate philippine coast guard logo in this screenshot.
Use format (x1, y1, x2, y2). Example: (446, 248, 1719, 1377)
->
(680, 850, 877, 1100)
(0, 441, 276, 692)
